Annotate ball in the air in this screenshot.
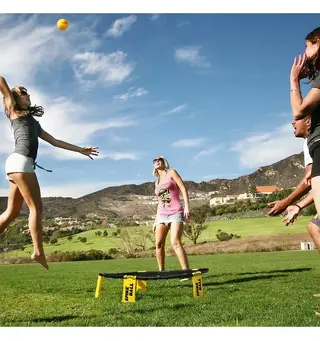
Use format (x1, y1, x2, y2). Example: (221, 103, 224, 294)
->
(57, 18, 68, 30)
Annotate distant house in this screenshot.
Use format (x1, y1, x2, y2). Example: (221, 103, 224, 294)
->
(209, 185, 280, 206)
(237, 193, 265, 200)
(209, 194, 238, 206)
(255, 186, 280, 195)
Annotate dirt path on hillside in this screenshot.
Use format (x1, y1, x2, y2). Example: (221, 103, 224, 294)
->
(167, 233, 315, 256)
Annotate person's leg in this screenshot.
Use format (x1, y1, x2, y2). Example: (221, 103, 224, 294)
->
(170, 221, 189, 270)
(307, 219, 320, 297)
(8, 172, 48, 270)
(155, 223, 169, 271)
(307, 220, 320, 253)
(0, 180, 24, 234)
(309, 147, 320, 298)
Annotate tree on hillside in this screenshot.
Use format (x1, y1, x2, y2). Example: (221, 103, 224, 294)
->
(248, 185, 257, 194)
(183, 208, 208, 245)
(116, 227, 154, 253)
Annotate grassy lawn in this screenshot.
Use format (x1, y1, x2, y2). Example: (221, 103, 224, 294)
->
(0, 251, 320, 326)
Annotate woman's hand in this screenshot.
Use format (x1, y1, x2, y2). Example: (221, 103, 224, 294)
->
(79, 146, 99, 160)
(290, 54, 309, 81)
(184, 206, 190, 222)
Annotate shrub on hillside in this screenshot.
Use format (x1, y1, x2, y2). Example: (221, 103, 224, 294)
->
(46, 249, 113, 262)
(216, 229, 241, 242)
(50, 238, 58, 245)
(108, 248, 120, 255)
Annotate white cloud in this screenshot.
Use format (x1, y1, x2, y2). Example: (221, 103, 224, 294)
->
(177, 21, 190, 28)
(150, 14, 160, 21)
(0, 179, 147, 198)
(99, 152, 140, 161)
(171, 137, 205, 148)
(230, 123, 304, 168)
(107, 133, 130, 144)
(113, 87, 148, 101)
(0, 15, 100, 85)
(160, 104, 187, 116)
(72, 51, 134, 88)
(195, 146, 220, 158)
(38, 149, 140, 162)
(106, 15, 137, 38)
(175, 46, 211, 68)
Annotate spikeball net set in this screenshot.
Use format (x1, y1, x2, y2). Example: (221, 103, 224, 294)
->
(95, 268, 209, 303)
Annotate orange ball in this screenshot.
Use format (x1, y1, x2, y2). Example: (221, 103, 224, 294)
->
(57, 18, 68, 30)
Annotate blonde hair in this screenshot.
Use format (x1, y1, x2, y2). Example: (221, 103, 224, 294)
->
(152, 155, 170, 178)
(3, 86, 44, 119)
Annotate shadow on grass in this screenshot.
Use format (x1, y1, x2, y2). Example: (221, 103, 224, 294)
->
(205, 274, 288, 287)
(29, 315, 79, 323)
(112, 303, 193, 314)
(177, 274, 289, 288)
(204, 267, 312, 280)
(237, 267, 312, 276)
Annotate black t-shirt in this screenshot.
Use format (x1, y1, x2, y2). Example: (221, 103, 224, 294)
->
(307, 71, 320, 147)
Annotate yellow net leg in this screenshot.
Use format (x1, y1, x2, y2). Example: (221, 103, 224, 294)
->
(137, 279, 147, 292)
(122, 275, 137, 303)
(95, 275, 104, 298)
(192, 271, 204, 298)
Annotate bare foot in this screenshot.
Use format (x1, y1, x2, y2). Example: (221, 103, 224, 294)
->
(31, 253, 49, 270)
(315, 312, 320, 317)
(313, 293, 320, 297)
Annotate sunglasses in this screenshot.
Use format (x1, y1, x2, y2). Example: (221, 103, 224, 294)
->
(19, 88, 28, 96)
(153, 158, 163, 164)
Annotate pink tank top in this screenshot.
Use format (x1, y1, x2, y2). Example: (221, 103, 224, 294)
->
(155, 171, 183, 215)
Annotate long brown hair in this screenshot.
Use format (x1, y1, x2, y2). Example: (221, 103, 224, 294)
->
(305, 27, 320, 82)
(4, 86, 44, 119)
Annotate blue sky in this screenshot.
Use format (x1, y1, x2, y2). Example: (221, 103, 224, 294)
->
(0, 12, 319, 198)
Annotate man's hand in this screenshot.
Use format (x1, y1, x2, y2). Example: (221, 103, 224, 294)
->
(267, 199, 289, 216)
(281, 205, 301, 226)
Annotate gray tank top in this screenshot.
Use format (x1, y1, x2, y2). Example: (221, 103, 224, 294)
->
(10, 114, 42, 161)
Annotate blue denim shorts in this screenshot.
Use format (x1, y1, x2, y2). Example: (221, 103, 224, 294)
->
(157, 212, 185, 227)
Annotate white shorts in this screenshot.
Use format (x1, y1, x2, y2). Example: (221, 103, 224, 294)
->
(5, 153, 35, 180)
(157, 212, 185, 228)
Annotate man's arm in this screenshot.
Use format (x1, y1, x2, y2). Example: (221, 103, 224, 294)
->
(281, 191, 314, 226)
(267, 163, 312, 216)
(295, 191, 314, 210)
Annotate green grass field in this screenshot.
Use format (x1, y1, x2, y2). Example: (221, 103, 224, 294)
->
(1, 216, 313, 259)
(1, 250, 320, 326)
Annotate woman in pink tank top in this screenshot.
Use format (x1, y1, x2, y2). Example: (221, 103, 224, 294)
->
(152, 155, 190, 271)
